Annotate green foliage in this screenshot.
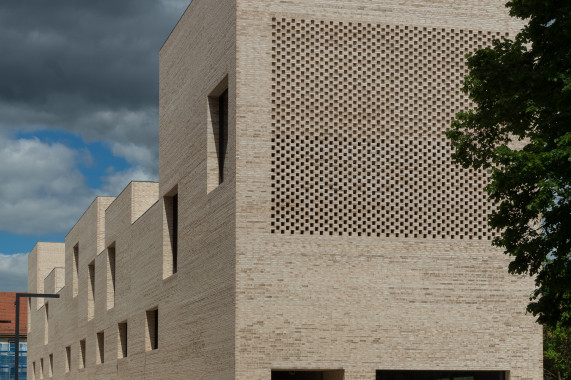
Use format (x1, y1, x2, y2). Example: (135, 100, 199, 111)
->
(446, 0, 571, 327)
(544, 323, 571, 380)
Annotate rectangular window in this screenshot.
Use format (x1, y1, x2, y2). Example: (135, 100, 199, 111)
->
(272, 370, 344, 380)
(376, 370, 507, 380)
(40, 358, 44, 379)
(32, 361, 36, 380)
(44, 303, 49, 345)
(49, 353, 53, 378)
(145, 308, 158, 351)
(65, 346, 71, 373)
(79, 339, 86, 369)
(107, 244, 116, 310)
(96, 331, 104, 364)
(28, 299, 31, 332)
(207, 77, 229, 193)
(118, 322, 128, 359)
(163, 189, 178, 278)
(88, 261, 95, 320)
(73, 244, 79, 297)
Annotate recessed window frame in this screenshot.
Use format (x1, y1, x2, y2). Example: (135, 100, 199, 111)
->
(96, 331, 104, 364)
(163, 186, 178, 278)
(118, 321, 128, 359)
(107, 243, 116, 310)
(145, 308, 159, 351)
(207, 76, 229, 193)
(79, 339, 86, 370)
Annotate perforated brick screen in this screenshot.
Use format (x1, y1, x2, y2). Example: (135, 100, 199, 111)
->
(270, 18, 505, 239)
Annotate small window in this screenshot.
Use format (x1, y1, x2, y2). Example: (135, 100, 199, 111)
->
(207, 77, 229, 193)
(97, 331, 104, 364)
(118, 322, 128, 358)
(88, 261, 95, 320)
(65, 346, 71, 373)
(145, 308, 159, 351)
(272, 370, 344, 380)
(48, 353, 53, 378)
(44, 303, 49, 345)
(32, 361, 36, 380)
(73, 244, 79, 297)
(376, 370, 507, 380)
(107, 244, 116, 310)
(40, 358, 44, 379)
(163, 188, 178, 278)
(79, 339, 86, 369)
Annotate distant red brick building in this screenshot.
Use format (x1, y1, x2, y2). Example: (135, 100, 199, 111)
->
(0, 292, 27, 337)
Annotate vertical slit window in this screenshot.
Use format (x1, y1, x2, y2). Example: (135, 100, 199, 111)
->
(218, 89, 228, 184)
(73, 244, 79, 297)
(118, 322, 128, 359)
(44, 303, 49, 345)
(65, 346, 71, 373)
(164, 190, 178, 278)
(88, 261, 95, 320)
(107, 245, 116, 310)
(207, 77, 229, 193)
(48, 354, 53, 378)
(40, 358, 44, 379)
(96, 331, 104, 364)
(79, 339, 86, 369)
(145, 308, 158, 351)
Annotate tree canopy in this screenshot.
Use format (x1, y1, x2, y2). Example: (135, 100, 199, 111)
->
(446, 0, 570, 327)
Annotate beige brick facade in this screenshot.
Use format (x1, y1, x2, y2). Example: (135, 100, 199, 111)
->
(27, 0, 542, 379)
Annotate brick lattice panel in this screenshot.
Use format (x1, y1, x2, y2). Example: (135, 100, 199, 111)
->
(271, 18, 503, 239)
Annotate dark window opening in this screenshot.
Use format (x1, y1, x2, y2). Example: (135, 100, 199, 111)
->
(146, 308, 158, 351)
(65, 346, 71, 373)
(118, 322, 128, 358)
(272, 370, 344, 380)
(165, 192, 178, 276)
(73, 244, 79, 297)
(108, 245, 116, 309)
(376, 370, 506, 380)
(172, 194, 178, 273)
(207, 80, 229, 193)
(217, 89, 228, 184)
(88, 261, 95, 320)
(79, 339, 86, 369)
(97, 331, 104, 364)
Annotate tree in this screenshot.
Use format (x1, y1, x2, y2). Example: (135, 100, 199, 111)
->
(544, 322, 571, 380)
(446, 0, 571, 328)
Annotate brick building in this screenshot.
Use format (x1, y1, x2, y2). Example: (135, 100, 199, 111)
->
(27, 0, 542, 379)
(0, 292, 27, 380)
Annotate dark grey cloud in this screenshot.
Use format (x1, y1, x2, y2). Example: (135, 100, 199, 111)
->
(0, 0, 189, 171)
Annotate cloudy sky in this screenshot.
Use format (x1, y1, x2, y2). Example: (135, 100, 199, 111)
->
(0, 0, 191, 291)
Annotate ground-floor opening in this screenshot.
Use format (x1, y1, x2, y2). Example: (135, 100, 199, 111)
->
(376, 370, 506, 380)
(272, 370, 344, 380)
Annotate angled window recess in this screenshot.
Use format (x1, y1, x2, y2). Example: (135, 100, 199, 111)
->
(44, 303, 49, 345)
(118, 321, 128, 359)
(96, 331, 104, 364)
(79, 339, 86, 369)
(65, 346, 71, 373)
(48, 353, 53, 378)
(107, 244, 116, 310)
(207, 76, 229, 193)
(88, 261, 95, 320)
(145, 308, 159, 351)
(163, 187, 178, 278)
(73, 244, 79, 297)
